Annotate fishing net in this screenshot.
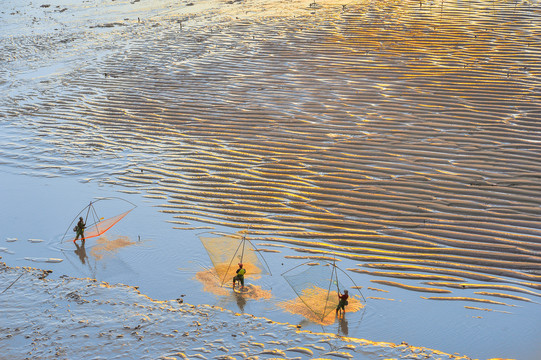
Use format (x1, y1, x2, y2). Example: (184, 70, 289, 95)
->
(62, 198, 136, 243)
(282, 262, 349, 321)
(79, 210, 133, 240)
(199, 233, 270, 287)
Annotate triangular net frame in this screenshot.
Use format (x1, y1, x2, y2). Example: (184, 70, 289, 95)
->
(199, 232, 272, 287)
(61, 197, 136, 243)
(282, 260, 366, 322)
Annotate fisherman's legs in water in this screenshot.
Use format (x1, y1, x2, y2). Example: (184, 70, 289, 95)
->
(74, 229, 85, 242)
(232, 275, 244, 289)
(336, 300, 346, 315)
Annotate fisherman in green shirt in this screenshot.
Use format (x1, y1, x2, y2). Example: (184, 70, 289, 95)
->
(73, 217, 86, 243)
(232, 263, 246, 290)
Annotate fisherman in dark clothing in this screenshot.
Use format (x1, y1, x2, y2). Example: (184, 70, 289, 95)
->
(74, 217, 86, 243)
(336, 289, 349, 316)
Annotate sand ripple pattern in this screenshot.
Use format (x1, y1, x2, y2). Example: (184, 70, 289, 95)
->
(1, 0, 540, 301)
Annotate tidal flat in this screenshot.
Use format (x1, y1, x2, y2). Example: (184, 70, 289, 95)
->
(1, 0, 540, 358)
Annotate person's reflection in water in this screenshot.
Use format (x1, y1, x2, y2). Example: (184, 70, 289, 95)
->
(338, 315, 349, 337)
(233, 291, 246, 312)
(74, 241, 89, 265)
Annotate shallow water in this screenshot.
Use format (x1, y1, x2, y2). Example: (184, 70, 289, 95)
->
(1, 265, 480, 360)
(1, 0, 541, 358)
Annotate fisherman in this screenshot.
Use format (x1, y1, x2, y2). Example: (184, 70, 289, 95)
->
(73, 217, 86, 243)
(232, 263, 246, 290)
(336, 289, 349, 316)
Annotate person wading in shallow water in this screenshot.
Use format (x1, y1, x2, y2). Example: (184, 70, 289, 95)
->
(73, 217, 86, 243)
(336, 289, 349, 316)
(232, 263, 246, 290)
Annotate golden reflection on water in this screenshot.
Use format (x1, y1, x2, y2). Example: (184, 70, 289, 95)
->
(195, 268, 271, 300)
(278, 286, 365, 326)
(90, 236, 136, 261)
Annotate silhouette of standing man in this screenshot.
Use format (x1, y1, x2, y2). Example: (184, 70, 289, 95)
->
(74, 217, 86, 243)
(336, 289, 349, 316)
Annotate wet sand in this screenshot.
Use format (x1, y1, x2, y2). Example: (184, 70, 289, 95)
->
(1, 264, 475, 360)
(1, 0, 541, 358)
